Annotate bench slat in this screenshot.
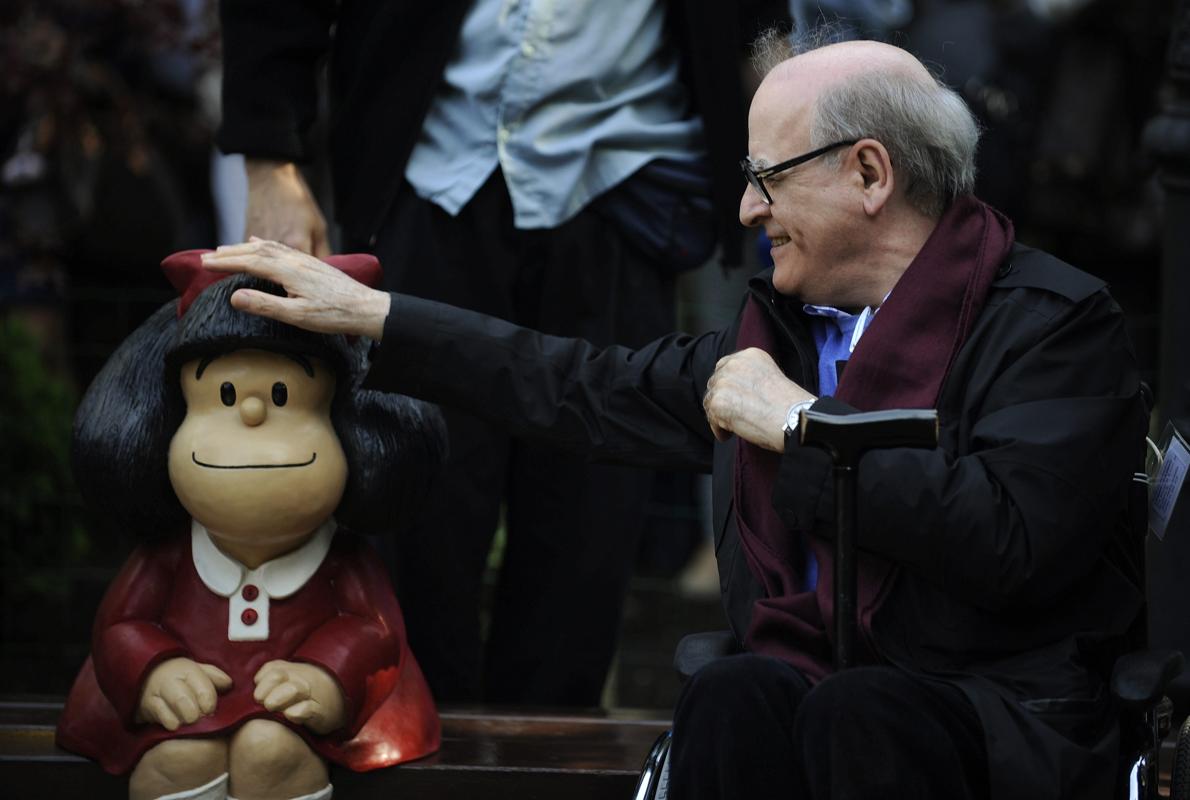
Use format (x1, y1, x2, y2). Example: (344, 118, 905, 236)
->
(0, 702, 670, 799)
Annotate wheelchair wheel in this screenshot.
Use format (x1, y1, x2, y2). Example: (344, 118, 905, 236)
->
(633, 729, 672, 800)
(1173, 716, 1190, 800)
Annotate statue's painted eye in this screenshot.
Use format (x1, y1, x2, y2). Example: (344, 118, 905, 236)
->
(220, 382, 236, 406)
(272, 382, 288, 407)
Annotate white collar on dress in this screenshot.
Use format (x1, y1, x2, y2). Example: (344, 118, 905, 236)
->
(191, 518, 336, 599)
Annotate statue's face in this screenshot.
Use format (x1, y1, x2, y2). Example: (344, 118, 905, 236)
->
(168, 349, 347, 550)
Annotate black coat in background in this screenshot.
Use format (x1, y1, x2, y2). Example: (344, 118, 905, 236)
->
(365, 244, 1146, 799)
(215, 0, 790, 261)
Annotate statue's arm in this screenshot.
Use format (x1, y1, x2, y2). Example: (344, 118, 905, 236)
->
(91, 542, 189, 726)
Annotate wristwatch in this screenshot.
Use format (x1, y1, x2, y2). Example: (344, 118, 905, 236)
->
(782, 399, 816, 440)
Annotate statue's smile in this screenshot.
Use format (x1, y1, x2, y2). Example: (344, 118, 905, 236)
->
(192, 452, 318, 470)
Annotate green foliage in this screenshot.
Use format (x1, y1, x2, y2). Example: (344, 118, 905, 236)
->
(0, 317, 89, 600)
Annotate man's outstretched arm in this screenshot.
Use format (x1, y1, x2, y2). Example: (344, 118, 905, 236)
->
(202, 240, 722, 470)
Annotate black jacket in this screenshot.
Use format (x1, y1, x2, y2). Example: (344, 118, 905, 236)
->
(216, 0, 789, 259)
(367, 243, 1146, 798)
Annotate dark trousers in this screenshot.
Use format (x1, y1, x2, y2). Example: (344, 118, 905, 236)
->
(670, 655, 991, 799)
(366, 172, 677, 704)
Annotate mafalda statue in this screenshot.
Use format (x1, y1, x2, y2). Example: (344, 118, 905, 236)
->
(57, 250, 443, 800)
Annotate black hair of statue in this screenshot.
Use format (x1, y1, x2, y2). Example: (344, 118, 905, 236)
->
(165, 275, 357, 381)
(195, 352, 315, 381)
(72, 273, 446, 539)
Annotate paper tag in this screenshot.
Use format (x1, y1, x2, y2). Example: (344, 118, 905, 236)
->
(1150, 428, 1190, 540)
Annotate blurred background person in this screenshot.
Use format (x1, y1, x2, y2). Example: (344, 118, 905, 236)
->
(215, 0, 792, 707)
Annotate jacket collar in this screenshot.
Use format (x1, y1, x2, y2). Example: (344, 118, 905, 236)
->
(191, 518, 336, 599)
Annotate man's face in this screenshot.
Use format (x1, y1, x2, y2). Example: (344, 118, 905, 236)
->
(168, 349, 347, 549)
(739, 75, 862, 305)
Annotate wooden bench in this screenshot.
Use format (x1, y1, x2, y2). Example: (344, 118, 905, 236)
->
(0, 700, 669, 799)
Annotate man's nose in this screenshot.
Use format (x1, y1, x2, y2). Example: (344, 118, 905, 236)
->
(240, 396, 267, 426)
(739, 183, 769, 228)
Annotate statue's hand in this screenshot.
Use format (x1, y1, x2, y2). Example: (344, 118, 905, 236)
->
(137, 657, 233, 731)
(253, 660, 347, 735)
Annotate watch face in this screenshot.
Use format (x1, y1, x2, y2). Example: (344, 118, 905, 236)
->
(784, 405, 802, 434)
(785, 401, 812, 435)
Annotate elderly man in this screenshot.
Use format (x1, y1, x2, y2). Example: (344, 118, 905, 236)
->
(204, 38, 1145, 799)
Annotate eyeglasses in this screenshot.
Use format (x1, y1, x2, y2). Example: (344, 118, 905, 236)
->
(739, 140, 859, 204)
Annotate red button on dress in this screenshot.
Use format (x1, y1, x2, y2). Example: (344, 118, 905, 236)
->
(242, 584, 259, 601)
(241, 608, 258, 626)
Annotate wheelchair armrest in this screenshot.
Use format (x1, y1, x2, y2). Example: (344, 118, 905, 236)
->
(1111, 649, 1185, 710)
(674, 630, 741, 681)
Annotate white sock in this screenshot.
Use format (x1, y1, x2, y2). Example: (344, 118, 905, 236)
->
(156, 772, 229, 800)
(228, 783, 331, 800)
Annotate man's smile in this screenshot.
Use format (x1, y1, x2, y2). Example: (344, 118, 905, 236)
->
(191, 452, 318, 470)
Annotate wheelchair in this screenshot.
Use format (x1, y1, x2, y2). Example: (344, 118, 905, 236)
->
(632, 408, 1190, 800)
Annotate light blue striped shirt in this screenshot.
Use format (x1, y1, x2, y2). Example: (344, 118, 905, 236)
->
(405, 0, 706, 229)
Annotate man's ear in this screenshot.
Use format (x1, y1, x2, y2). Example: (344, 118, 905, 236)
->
(853, 139, 895, 217)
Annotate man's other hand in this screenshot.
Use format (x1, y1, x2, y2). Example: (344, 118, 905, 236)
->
(245, 160, 331, 258)
(202, 239, 391, 340)
(703, 348, 814, 452)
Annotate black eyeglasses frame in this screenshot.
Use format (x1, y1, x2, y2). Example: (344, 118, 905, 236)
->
(740, 140, 860, 204)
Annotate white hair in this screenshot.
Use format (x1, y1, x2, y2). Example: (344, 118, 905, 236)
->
(750, 28, 981, 218)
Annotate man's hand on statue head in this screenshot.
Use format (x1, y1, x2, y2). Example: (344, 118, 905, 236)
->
(703, 348, 815, 453)
(253, 660, 347, 735)
(244, 159, 331, 258)
(136, 657, 233, 731)
(202, 239, 391, 340)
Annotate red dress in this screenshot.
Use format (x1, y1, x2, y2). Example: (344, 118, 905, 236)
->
(56, 527, 440, 774)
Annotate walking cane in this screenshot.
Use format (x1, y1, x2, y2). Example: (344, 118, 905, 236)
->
(798, 408, 939, 670)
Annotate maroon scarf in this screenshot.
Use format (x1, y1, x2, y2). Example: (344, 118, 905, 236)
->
(733, 195, 1014, 681)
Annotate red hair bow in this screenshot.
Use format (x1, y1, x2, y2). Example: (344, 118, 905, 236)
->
(161, 249, 383, 318)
